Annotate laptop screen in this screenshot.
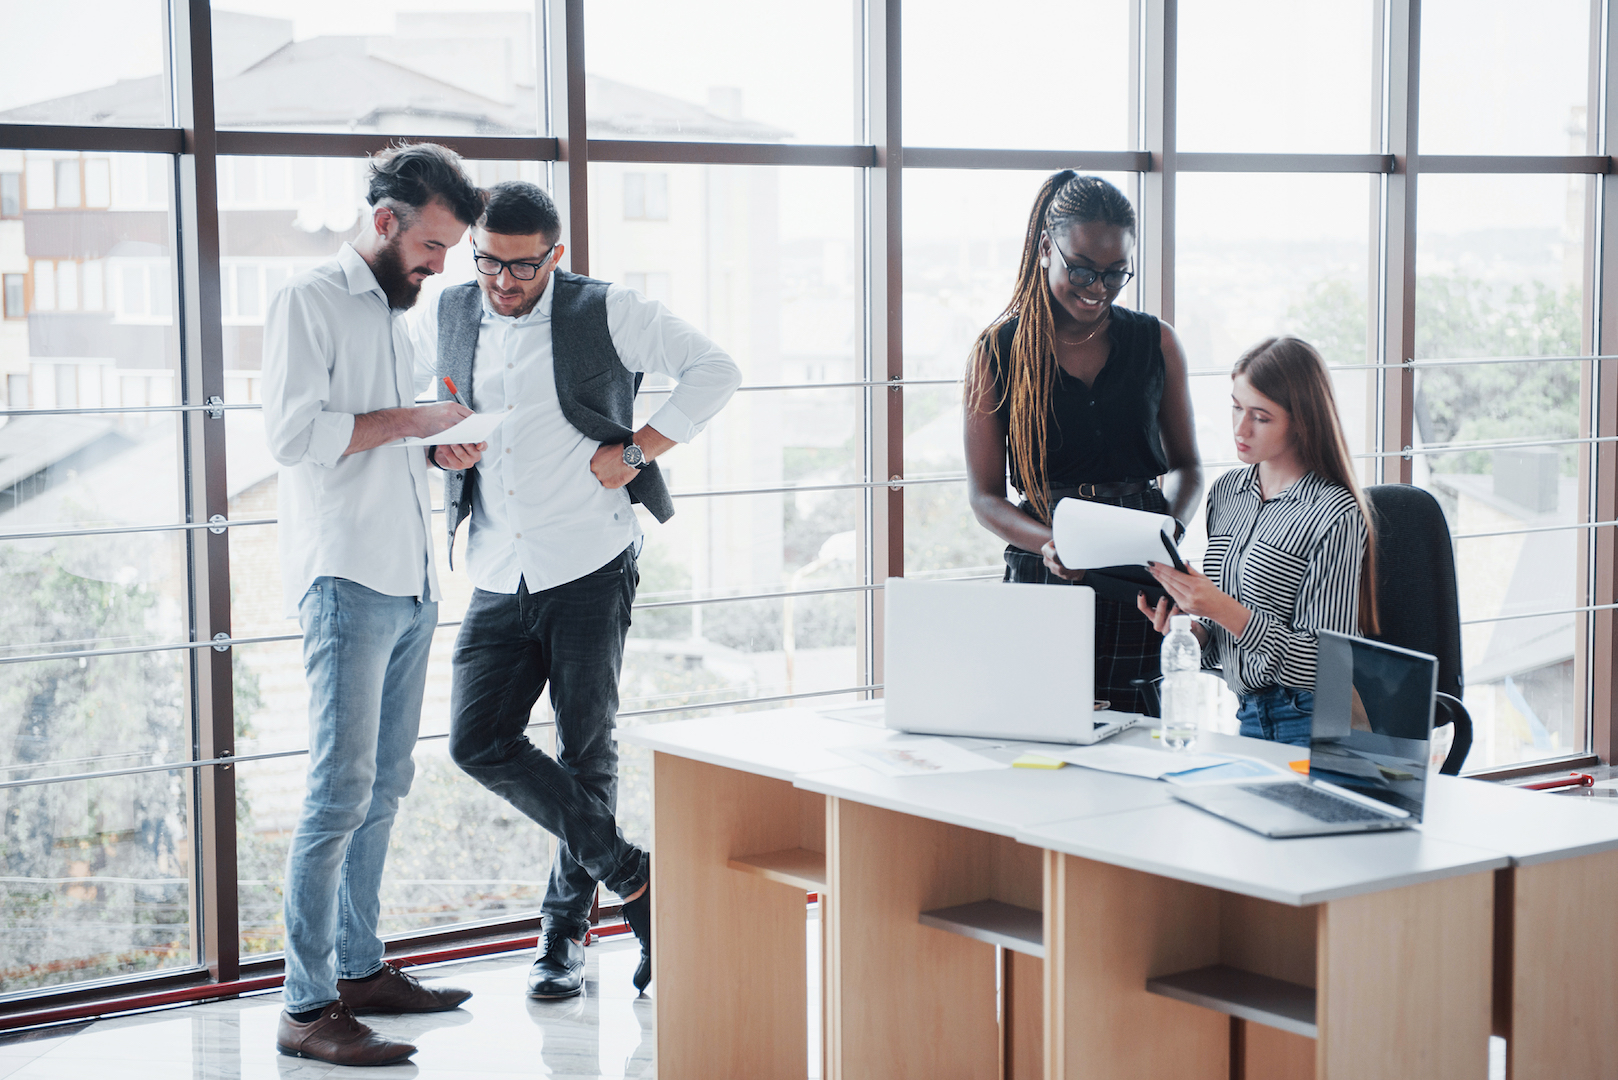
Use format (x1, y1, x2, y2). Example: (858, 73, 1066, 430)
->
(1308, 631, 1438, 821)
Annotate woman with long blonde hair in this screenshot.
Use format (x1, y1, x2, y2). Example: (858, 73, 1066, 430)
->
(1140, 336, 1378, 746)
(965, 171, 1202, 715)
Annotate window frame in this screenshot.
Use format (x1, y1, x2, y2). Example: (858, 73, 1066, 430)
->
(0, 0, 1615, 1024)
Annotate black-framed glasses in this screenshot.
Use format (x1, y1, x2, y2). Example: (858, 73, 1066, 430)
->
(1045, 232, 1134, 291)
(472, 245, 556, 281)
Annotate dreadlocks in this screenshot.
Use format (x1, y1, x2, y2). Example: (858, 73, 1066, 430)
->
(967, 172, 1137, 525)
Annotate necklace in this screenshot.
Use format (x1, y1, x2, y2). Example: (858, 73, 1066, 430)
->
(1053, 313, 1110, 348)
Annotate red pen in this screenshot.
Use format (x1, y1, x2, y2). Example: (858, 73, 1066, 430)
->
(442, 376, 470, 408)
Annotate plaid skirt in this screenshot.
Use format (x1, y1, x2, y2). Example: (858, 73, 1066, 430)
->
(1002, 486, 1170, 716)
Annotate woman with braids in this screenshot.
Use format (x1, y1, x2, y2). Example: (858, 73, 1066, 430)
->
(965, 171, 1202, 715)
(1138, 336, 1378, 747)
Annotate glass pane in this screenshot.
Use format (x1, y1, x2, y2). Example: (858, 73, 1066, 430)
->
(0, 0, 170, 127)
(902, 169, 1139, 575)
(1176, 172, 1375, 536)
(1420, 0, 1590, 155)
(904, 0, 1132, 150)
(0, 771, 195, 995)
(1179, 0, 1375, 153)
(1416, 174, 1588, 770)
(237, 730, 558, 958)
(584, 0, 855, 143)
(211, 3, 540, 134)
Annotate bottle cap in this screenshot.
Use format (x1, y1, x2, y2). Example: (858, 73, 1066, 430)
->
(1170, 615, 1192, 632)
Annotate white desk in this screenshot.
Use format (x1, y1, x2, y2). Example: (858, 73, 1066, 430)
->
(620, 709, 1618, 1080)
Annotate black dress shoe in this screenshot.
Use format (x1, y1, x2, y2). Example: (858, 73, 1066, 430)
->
(526, 932, 585, 999)
(622, 878, 652, 992)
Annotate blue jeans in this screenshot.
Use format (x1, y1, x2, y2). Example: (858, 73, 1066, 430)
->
(282, 576, 436, 1013)
(1237, 685, 1315, 747)
(448, 548, 648, 943)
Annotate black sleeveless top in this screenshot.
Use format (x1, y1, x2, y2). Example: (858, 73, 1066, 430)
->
(986, 305, 1169, 492)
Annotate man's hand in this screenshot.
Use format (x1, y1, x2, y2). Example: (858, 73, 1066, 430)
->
(346, 401, 472, 456)
(591, 442, 640, 490)
(437, 442, 485, 469)
(407, 401, 472, 439)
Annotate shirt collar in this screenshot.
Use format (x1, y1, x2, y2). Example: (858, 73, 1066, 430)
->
(1242, 465, 1326, 503)
(479, 271, 556, 325)
(336, 242, 386, 300)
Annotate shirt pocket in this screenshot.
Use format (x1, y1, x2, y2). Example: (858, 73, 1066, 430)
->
(1239, 541, 1309, 619)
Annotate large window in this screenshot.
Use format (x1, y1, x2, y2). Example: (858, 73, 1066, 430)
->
(4, 0, 1618, 1016)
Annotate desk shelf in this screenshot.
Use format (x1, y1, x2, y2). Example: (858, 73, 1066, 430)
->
(727, 847, 826, 892)
(918, 899, 1044, 958)
(1145, 964, 1316, 1038)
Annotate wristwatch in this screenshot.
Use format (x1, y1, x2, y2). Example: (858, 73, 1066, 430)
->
(622, 442, 649, 471)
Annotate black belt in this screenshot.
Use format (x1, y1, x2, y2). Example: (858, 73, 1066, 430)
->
(1047, 479, 1159, 500)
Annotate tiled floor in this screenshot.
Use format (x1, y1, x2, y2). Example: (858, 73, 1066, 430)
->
(0, 928, 1503, 1079)
(0, 940, 653, 1080)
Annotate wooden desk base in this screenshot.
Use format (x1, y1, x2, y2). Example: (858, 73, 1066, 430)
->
(1044, 853, 1493, 1080)
(1500, 849, 1618, 1080)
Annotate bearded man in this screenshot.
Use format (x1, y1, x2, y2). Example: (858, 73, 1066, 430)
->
(261, 142, 485, 1066)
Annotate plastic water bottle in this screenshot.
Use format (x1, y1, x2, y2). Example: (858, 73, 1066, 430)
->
(1159, 615, 1202, 751)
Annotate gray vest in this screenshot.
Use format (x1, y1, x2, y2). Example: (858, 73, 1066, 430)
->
(433, 272, 675, 569)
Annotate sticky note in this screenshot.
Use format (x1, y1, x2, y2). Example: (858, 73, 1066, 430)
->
(1288, 759, 1310, 775)
(1013, 753, 1066, 770)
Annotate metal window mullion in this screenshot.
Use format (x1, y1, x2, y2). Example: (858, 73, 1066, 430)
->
(1, 519, 275, 543)
(170, 0, 237, 985)
(1592, 0, 1618, 762)
(553, 0, 589, 275)
(1461, 602, 1618, 627)
(1378, 0, 1420, 485)
(1142, 0, 1176, 323)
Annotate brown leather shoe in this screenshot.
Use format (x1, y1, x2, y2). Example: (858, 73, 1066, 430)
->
(276, 1001, 415, 1065)
(339, 961, 473, 1014)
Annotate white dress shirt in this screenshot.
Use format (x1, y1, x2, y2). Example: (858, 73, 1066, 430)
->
(262, 243, 438, 616)
(409, 275, 741, 594)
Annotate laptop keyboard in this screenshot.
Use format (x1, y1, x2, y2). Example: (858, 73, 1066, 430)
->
(1238, 782, 1390, 824)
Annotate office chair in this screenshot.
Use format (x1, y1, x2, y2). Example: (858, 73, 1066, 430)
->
(1366, 483, 1472, 774)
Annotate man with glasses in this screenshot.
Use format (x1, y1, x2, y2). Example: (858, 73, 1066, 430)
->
(410, 180, 740, 998)
(264, 142, 484, 1066)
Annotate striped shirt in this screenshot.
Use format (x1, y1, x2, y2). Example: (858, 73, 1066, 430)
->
(1198, 466, 1367, 696)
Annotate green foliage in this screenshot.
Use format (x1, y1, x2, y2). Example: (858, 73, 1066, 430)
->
(1288, 273, 1583, 475)
(0, 549, 193, 990)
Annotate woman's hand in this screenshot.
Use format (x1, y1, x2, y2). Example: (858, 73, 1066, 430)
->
(1135, 592, 1182, 635)
(1040, 540, 1085, 582)
(1146, 560, 1252, 638)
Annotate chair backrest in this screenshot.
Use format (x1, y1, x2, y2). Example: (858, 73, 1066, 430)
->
(1364, 484, 1464, 701)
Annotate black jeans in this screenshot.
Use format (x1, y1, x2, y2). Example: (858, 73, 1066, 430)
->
(448, 547, 648, 941)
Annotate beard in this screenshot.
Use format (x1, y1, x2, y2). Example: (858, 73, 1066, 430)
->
(372, 236, 431, 310)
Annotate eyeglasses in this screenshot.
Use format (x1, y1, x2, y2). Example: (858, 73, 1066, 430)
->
(1045, 232, 1134, 291)
(472, 246, 556, 281)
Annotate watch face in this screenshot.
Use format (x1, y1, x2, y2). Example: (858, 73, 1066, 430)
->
(622, 443, 646, 468)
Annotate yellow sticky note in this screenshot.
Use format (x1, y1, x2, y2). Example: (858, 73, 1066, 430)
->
(1288, 759, 1310, 775)
(1013, 753, 1066, 770)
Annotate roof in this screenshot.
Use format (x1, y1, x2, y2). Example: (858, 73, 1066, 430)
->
(0, 15, 789, 141)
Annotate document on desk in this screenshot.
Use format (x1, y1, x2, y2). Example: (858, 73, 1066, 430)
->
(1059, 743, 1230, 780)
(1160, 756, 1296, 786)
(1052, 497, 1181, 569)
(832, 738, 1011, 777)
(398, 410, 508, 446)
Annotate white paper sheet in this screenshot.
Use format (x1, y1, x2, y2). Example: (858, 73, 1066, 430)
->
(1051, 497, 1181, 570)
(1058, 743, 1230, 779)
(398, 410, 508, 446)
(1161, 756, 1298, 786)
(832, 738, 1012, 777)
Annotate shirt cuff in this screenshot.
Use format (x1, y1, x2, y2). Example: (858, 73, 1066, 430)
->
(1233, 607, 1271, 653)
(646, 399, 701, 444)
(308, 411, 356, 469)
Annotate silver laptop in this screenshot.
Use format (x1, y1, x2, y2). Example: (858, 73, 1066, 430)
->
(882, 577, 1144, 745)
(1170, 631, 1438, 838)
